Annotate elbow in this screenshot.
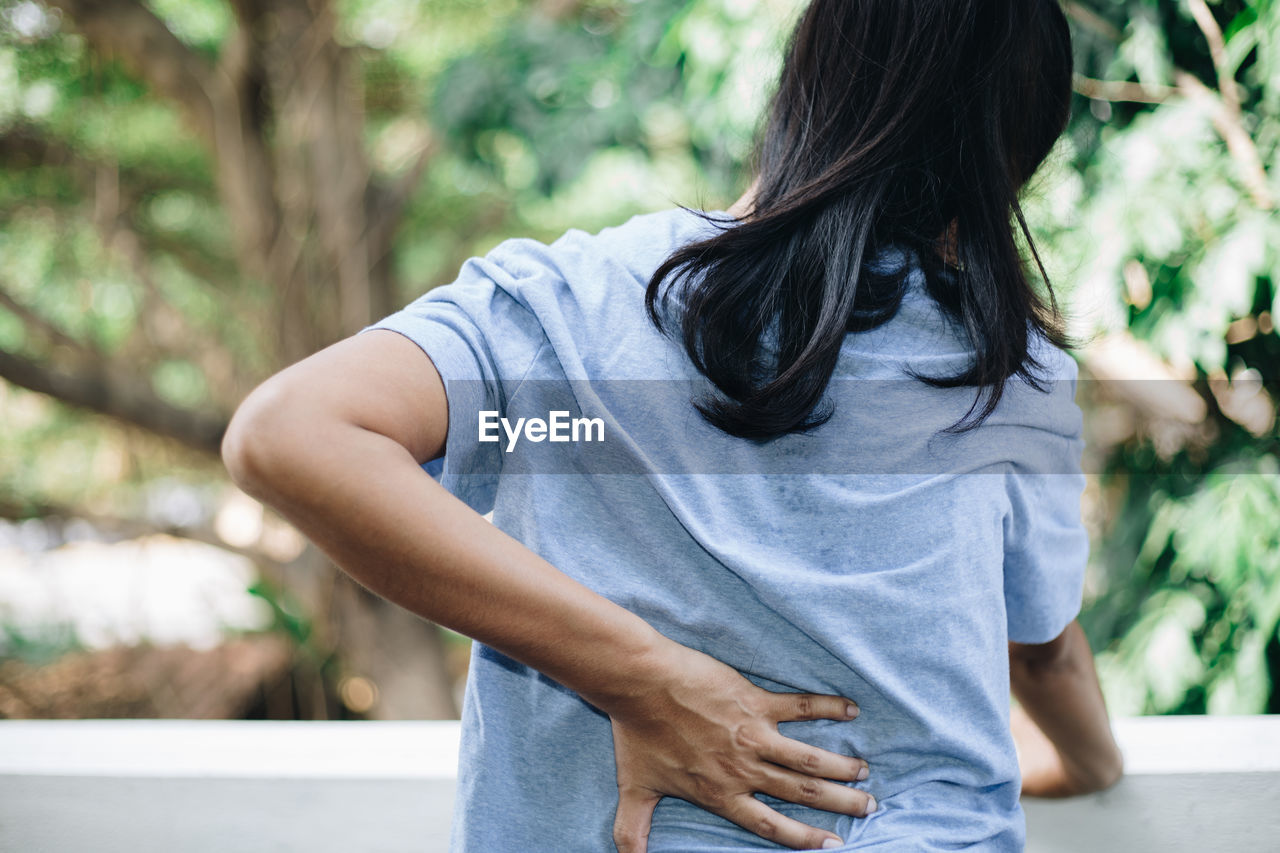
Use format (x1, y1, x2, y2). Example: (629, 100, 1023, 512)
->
(1094, 735, 1126, 792)
(221, 415, 261, 497)
(1076, 747, 1125, 795)
(1099, 751, 1125, 791)
(221, 380, 299, 500)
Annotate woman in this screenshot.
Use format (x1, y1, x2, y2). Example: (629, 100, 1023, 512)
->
(222, 1, 1123, 850)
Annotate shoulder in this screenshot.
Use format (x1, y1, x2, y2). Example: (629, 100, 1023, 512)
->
(1023, 330, 1079, 384)
(1013, 332, 1083, 431)
(984, 333, 1084, 477)
(464, 206, 722, 330)
(484, 206, 722, 287)
(422, 207, 719, 378)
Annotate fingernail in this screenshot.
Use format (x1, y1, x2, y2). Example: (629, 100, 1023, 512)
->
(864, 795, 878, 816)
(845, 703, 859, 719)
(821, 839, 843, 850)
(857, 764, 869, 781)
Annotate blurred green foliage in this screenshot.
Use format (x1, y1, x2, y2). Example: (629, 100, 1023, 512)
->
(0, 0, 1277, 716)
(1041, 0, 1280, 716)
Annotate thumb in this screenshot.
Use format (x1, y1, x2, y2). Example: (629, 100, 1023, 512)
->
(612, 787, 661, 853)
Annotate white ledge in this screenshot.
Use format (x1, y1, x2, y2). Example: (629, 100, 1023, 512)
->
(1, 716, 1278, 852)
(1105, 715, 1280, 773)
(0, 719, 462, 778)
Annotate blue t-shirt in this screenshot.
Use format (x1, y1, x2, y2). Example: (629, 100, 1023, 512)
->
(359, 207, 1088, 852)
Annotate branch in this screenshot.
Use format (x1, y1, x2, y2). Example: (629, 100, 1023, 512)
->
(1073, 74, 1176, 104)
(1180, 0, 1271, 210)
(0, 348, 227, 456)
(1175, 71, 1275, 210)
(129, 222, 239, 288)
(536, 0, 587, 21)
(1185, 0, 1239, 115)
(366, 130, 441, 263)
(0, 125, 212, 202)
(49, 0, 285, 287)
(1077, 332, 1212, 460)
(1064, 2, 1123, 43)
(45, 0, 216, 142)
(1065, 13, 1274, 212)
(205, 1, 282, 278)
(0, 283, 89, 354)
(99, 216, 243, 401)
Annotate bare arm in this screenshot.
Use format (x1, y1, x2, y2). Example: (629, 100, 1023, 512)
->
(1008, 620, 1124, 797)
(221, 329, 873, 852)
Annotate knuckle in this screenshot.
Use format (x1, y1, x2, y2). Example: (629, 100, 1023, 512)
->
(796, 779, 823, 804)
(797, 750, 822, 773)
(731, 724, 761, 752)
(742, 690, 771, 717)
(795, 694, 814, 718)
(753, 814, 779, 839)
(612, 827, 637, 852)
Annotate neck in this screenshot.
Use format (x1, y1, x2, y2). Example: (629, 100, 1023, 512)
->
(727, 177, 759, 219)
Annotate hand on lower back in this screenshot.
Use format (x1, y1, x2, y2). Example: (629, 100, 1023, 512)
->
(604, 642, 875, 853)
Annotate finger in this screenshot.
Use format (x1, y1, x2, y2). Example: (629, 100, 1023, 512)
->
(761, 736, 868, 783)
(755, 764, 878, 818)
(769, 692, 859, 723)
(613, 788, 661, 853)
(720, 795, 846, 851)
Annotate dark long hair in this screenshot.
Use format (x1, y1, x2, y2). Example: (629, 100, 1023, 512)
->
(645, 0, 1074, 439)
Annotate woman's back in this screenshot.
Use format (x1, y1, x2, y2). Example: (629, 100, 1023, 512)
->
(362, 205, 1088, 851)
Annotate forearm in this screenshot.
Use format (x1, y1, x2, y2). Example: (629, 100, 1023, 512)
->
(1009, 621, 1123, 795)
(223, 409, 669, 714)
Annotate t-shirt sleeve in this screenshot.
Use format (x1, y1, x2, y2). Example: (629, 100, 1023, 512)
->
(1001, 362, 1090, 645)
(356, 241, 554, 515)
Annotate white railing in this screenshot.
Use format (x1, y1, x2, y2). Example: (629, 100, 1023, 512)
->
(2, 716, 1277, 852)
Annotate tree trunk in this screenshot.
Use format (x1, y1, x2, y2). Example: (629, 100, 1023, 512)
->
(24, 0, 458, 719)
(332, 573, 461, 720)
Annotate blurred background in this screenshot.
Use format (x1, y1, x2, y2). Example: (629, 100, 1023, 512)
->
(0, 0, 1275, 722)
